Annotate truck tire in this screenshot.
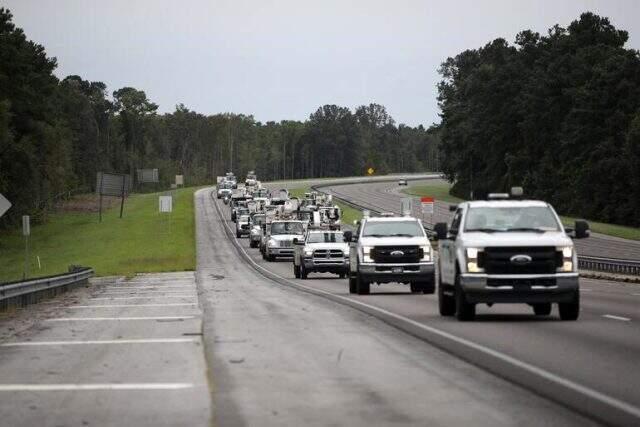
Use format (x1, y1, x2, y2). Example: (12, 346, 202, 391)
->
(533, 303, 552, 316)
(236, 232, 241, 238)
(249, 240, 256, 248)
(559, 291, 580, 321)
(438, 267, 455, 316)
(293, 264, 300, 279)
(356, 274, 370, 295)
(455, 276, 475, 321)
(349, 276, 357, 294)
(267, 254, 275, 262)
(300, 264, 308, 279)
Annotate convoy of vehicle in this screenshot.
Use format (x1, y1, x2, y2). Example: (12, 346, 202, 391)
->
(216, 174, 589, 322)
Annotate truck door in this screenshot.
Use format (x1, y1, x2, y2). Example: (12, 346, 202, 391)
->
(441, 209, 462, 284)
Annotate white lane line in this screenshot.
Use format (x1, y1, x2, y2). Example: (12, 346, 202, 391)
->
(99, 291, 197, 295)
(1, 338, 199, 347)
(90, 295, 196, 300)
(0, 383, 194, 391)
(46, 316, 196, 322)
(103, 286, 195, 290)
(68, 303, 197, 308)
(603, 314, 632, 322)
(632, 293, 640, 296)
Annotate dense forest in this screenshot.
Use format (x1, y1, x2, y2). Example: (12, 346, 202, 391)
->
(0, 8, 440, 226)
(438, 12, 640, 226)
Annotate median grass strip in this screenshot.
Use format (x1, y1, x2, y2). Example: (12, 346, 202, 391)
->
(403, 182, 640, 241)
(0, 187, 199, 283)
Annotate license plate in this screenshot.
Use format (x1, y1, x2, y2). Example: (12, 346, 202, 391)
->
(392, 267, 404, 273)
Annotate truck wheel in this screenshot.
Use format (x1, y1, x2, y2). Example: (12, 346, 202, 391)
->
(356, 274, 370, 295)
(533, 303, 552, 316)
(300, 264, 308, 279)
(349, 276, 357, 294)
(236, 232, 241, 238)
(455, 277, 475, 321)
(267, 254, 275, 262)
(249, 240, 256, 248)
(559, 291, 580, 321)
(293, 264, 300, 278)
(438, 271, 456, 316)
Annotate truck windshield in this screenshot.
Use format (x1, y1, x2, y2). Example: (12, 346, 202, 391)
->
(362, 221, 424, 237)
(465, 206, 561, 232)
(270, 222, 304, 235)
(252, 216, 265, 225)
(307, 232, 344, 243)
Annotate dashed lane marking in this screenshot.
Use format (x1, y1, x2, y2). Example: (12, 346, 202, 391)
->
(603, 314, 632, 322)
(1, 338, 199, 347)
(0, 383, 194, 391)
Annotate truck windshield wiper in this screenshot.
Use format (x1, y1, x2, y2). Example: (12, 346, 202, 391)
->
(507, 227, 549, 233)
(388, 233, 416, 237)
(466, 228, 503, 233)
(363, 234, 386, 238)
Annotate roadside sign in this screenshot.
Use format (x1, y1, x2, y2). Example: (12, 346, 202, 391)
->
(421, 197, 435, 214)
(367, 167, 375, 176)
(0, 193, 11, 218)
(175, 175, 184, 186)
(22, 215, 30, 236)
(159, 196, 173, 213)
(137, 168, 159, 183)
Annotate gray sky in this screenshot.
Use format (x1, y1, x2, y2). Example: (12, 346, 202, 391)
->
(3, 0, 640, 126)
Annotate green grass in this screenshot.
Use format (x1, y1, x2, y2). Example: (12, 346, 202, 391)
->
(401, 182, 464, 204)
(403, 181, 640, 241)
(0, 187, 200, 283)
(289, 187, 362, 226)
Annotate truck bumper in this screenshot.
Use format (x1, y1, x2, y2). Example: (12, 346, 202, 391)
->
(303, 259, 348, 273)
(267, 248, 295, 258)
(358, 262, 435, 284)
(459, 273, 579, 304)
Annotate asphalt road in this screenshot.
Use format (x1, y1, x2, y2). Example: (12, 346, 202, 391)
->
(0, 272, 210, 427)
(203, 187, 596, 426)
(321, 178, 640, 261)
(225, 179, 640, 424)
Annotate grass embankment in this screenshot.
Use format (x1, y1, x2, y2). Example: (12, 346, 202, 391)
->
(402, 182, 640, 241)
(289, 188, 362, 225)
(0, 187, 199, 283)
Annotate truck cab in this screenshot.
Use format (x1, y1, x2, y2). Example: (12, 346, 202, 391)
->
(434, 189, 589, 321)
(263, 220, 306, 261)
(235, 214, 251, 238)
(345, 214, 435, 295)
(249, 213, 266, 248)
(293, 229, 349, 279)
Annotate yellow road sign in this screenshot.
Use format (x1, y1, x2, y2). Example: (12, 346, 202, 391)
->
(367, 167, 375, 175)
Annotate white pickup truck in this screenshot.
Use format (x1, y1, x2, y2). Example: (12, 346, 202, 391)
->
(434, 190, 589, 321)
(345, 215, 435, 295)
(292, 229, 349, 279)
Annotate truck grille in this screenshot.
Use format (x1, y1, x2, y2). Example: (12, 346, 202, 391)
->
(279, 240, 292, 247)
(313, 249, 344, 259)
(482, 247, 560, 274)
(372, 246, 422, 264)
(241, 224, 249, 230)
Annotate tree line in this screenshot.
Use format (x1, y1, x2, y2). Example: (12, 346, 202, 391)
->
(0, 8, 439, 226)
(438, 12, 640, 227)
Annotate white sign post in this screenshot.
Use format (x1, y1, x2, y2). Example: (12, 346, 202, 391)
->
(22, 215, 30, 279)
(0, 193, 11, 218)
(159, 196, 173, 213)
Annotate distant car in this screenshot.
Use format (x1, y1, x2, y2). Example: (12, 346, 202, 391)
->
(398, 179, 408, 186)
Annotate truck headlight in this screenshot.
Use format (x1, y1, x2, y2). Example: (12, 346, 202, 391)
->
(268, 239, 277, 247)
(362, 246, 374, 263)
(304, 249, 313, 257)
(558, 246, 574, 272)
(466, 247, 484, 273)
(420, 245, 432, 262)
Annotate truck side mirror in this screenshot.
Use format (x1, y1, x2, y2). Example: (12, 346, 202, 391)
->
(434, 222, 448, 240)
(449, 205, 457, 212)
(343, 231, 353, 242)
(574, 220, 590, 239)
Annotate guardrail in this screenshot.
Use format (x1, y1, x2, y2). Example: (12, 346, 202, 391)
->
(312, 182, 640, 277)
(0, 267, 94, 311)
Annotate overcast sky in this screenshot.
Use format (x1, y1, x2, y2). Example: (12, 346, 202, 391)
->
(3, 0, 640, 126)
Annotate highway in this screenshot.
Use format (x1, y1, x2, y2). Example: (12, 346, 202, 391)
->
(218, 178, 640, 425)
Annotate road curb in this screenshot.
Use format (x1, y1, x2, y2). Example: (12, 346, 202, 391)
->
(211, 188, 640, 427)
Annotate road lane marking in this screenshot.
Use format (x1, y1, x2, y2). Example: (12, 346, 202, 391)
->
(103, 286, 195, 290)
(99, 291, 197, 295)
(603, 314, 631, 322)
(0, 383, 194, 391)
(68, 303, 197, 308)
(90, 295, 196, 300)
(1, 338, 199, 347)
(46, 316, 196, 321)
